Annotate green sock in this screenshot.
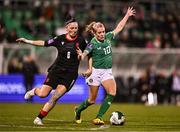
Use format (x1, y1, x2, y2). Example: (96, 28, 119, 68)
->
(97, 94, 115, 119)
(76, 99, 93, 115)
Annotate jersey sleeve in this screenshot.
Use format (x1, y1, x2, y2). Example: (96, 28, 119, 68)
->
(106, 31, 115, 40)
(44, 36, 59, 47)
(84, 43, 93, 55)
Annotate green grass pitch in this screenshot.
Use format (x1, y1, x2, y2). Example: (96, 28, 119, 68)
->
(0, 103, 180, 131)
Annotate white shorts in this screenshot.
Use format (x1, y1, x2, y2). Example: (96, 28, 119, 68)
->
(86, 67, 114, 86)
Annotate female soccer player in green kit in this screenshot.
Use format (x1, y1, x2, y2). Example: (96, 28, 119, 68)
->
(75, 7, 136, 125)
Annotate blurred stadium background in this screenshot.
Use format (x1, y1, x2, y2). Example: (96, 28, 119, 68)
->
(0, 0, 180, 105)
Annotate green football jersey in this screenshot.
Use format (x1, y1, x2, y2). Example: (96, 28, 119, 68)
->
(85, 31, 114, 69)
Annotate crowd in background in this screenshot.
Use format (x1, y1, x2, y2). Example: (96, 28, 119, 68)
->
(114, 65, 180, 106)
(7, 55, 39, 102)
(0, 0, 180, 105)
(0, 0, 179, 48)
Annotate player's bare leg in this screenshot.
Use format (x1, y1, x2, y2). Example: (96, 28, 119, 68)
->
(34, 85, 67, 125)
(75, 86, 98, 124)
(24, 85, 52, 99)
(93, 79, 116, 125)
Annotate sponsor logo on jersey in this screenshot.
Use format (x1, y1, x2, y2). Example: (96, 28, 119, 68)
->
(97, 47, 102, 50)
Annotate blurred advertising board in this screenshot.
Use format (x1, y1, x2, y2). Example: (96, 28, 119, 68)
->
(0, 74, 105, 103)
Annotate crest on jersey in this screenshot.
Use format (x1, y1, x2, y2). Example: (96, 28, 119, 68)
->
(89, 78, 93, 83)
(61, 42, 64, 45)
(107, 40, 111, 44)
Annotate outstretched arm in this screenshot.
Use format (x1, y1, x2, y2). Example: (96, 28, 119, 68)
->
(82, 57, 92, 77)
(16, 38, 45, 46)
(113, 7, 136, 35)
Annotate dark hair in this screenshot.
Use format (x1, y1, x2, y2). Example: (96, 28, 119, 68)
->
(65, 15, 77, 25)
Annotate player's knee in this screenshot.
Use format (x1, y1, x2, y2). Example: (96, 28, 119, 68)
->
(108, 88, 116, 96)
(38, 92, 49, 98)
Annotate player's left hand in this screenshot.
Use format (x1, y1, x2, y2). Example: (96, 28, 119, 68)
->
(82, 69, 92, 78)
(126, 7, 136, 17)
(16, 38, 27, 43)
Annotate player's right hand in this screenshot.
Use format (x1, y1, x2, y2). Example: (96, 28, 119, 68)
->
(126, 7, 136, 17)
(76, 46, 83, 60)
(16, 38, 27, 43)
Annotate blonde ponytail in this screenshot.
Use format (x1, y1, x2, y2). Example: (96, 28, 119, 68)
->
(86, 22, 105, 35)
(86, 22, 96, 35)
